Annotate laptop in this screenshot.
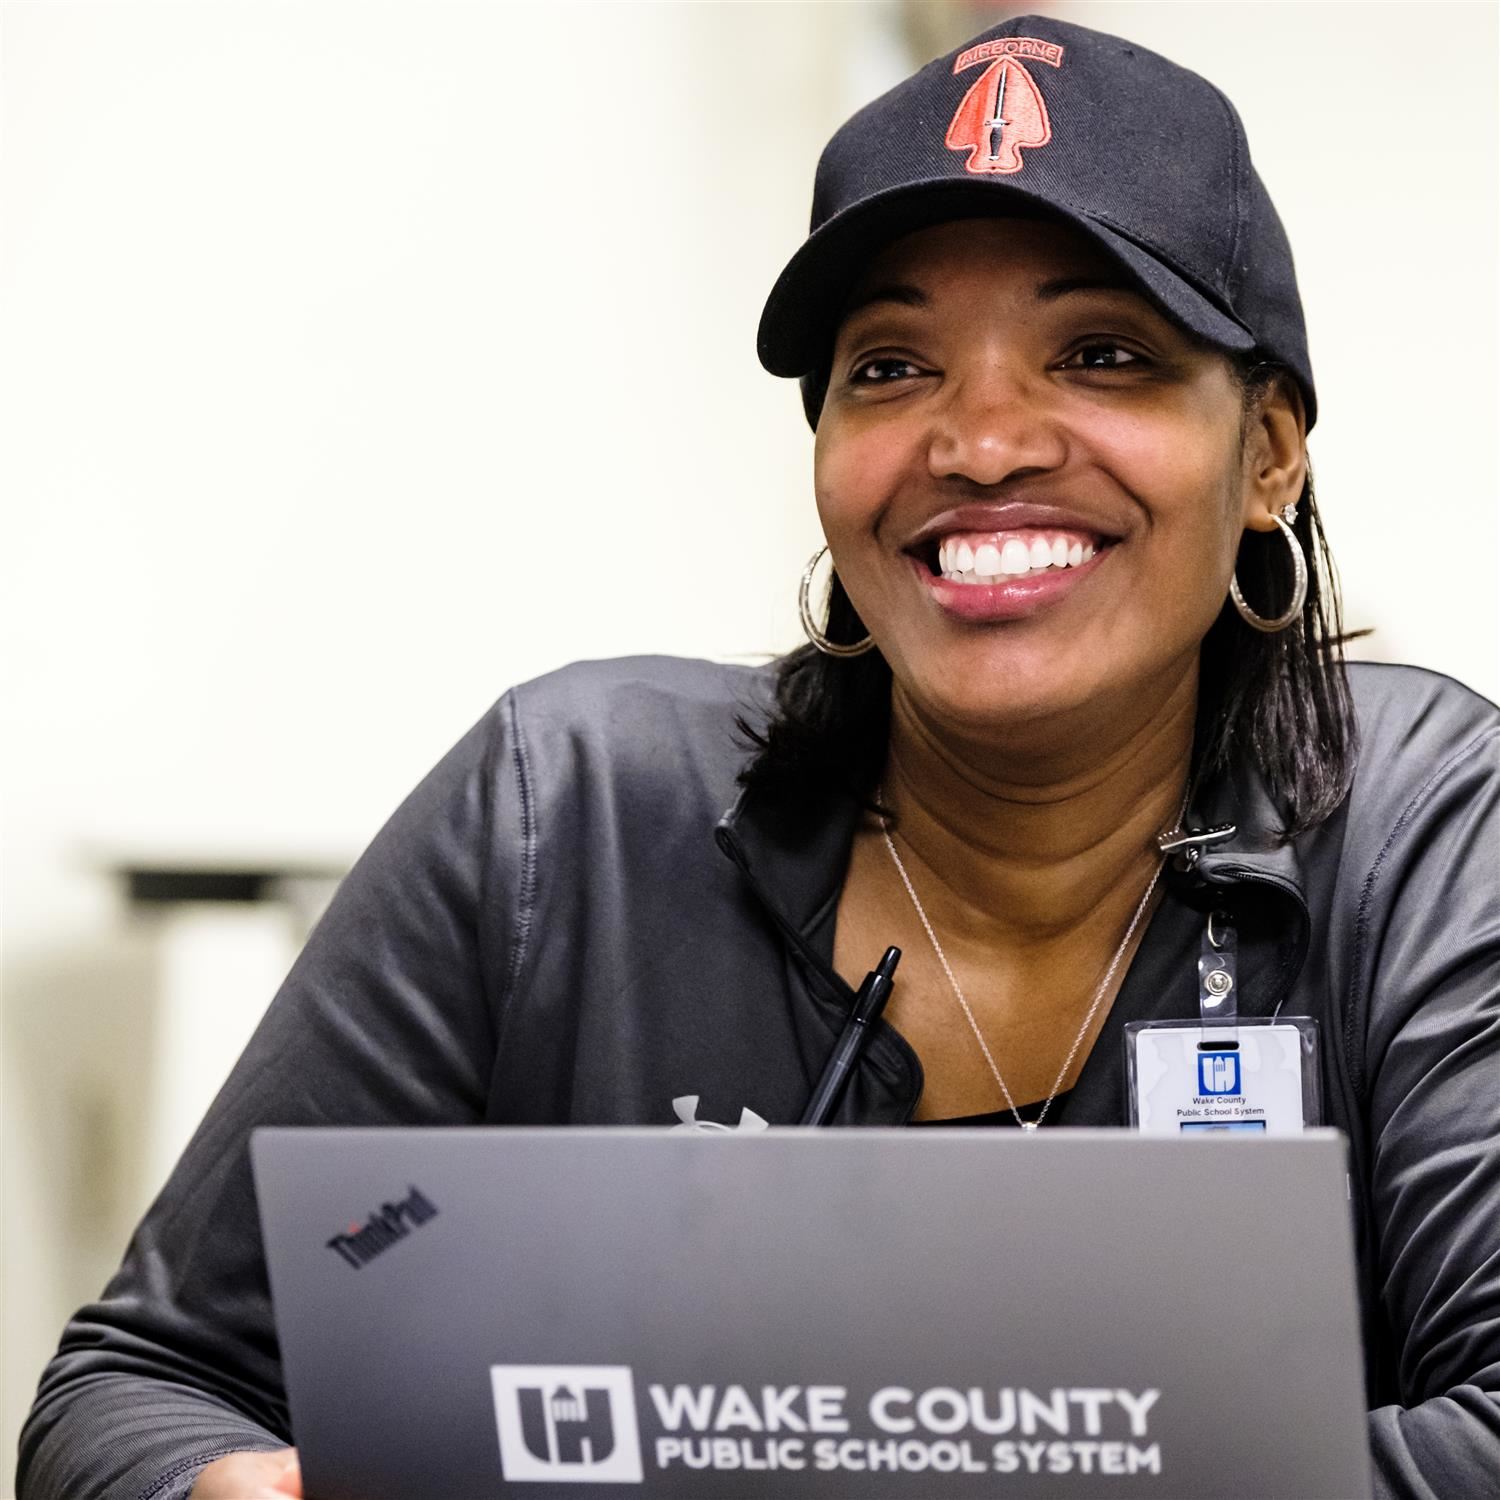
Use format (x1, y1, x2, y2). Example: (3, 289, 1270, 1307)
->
(251, 1128, 1371, 1499)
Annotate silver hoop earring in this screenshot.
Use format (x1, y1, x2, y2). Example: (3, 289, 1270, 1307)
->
(1229, 508, 1307, 634)
(798, 546, 875, 658)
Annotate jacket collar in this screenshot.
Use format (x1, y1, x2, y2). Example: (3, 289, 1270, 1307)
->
(1188, 754, 1307, 897)
(714, 782, 862, 978)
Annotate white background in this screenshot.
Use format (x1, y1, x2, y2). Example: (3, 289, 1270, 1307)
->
(3, 1, 1497, 1485)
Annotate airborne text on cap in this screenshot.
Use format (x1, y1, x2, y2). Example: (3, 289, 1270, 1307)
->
(954, 38, 1065, 73)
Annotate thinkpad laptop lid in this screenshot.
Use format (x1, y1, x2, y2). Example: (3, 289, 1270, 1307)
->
(251, 1128, 1371, 1500)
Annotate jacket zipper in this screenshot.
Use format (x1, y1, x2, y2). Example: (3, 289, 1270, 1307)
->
(715, 825, 926, 1120)
(1201, 856, 1387, 1404)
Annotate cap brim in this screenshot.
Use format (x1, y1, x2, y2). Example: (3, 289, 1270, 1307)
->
(757, 180, 1256, 378)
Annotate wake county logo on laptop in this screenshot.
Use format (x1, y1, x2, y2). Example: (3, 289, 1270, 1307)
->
(491, 1366, 644, 1483)
(1197, 1052, 1242, 1097)
(489, 1366, 1162, 1486)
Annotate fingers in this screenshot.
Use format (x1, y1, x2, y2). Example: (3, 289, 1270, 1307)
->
(272, 1452, 303, 1496)
(188, 1447, 301, 1499)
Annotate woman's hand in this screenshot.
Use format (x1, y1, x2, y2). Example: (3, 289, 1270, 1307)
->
(189, 1447, 302, 1498)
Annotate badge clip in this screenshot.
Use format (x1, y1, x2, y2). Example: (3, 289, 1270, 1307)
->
(1197, 909, 1238, 1049)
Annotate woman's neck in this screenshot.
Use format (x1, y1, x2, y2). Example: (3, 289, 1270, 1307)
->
(882, 666, 1198, 948)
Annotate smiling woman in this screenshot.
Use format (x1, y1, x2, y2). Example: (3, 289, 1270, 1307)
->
(739, 18, 1363, 1138)
(778, 213, 1335, 1122)
(15, 12, 1500, 1500)
(772, 218, 1340, 783)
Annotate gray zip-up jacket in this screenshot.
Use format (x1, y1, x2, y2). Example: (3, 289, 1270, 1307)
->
(16, 656, 1500, 1500)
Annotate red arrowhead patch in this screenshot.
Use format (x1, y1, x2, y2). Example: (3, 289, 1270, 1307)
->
(946, 37, 1065, 177)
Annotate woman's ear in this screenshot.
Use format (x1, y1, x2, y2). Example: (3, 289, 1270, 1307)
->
(1241, 373, 1308, 533)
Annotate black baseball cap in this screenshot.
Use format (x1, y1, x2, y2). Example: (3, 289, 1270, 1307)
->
(758, 15, 1316, 429)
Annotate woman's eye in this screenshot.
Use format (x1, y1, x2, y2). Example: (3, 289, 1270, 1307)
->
(850, 356, 923, 384)
(1064, 342, 1144, 370)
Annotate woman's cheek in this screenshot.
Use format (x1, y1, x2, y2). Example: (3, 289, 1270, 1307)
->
(813, 435, 894, 547)
(1101, 422, 1239, 550)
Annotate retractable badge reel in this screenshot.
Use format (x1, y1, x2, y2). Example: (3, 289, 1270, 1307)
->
(1124, 829, 1320, 1134)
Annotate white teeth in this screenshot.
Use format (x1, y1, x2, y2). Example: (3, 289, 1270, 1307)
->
(999, 539, 1031, 575)
(973, 543, 1002, 578)
(936, 531, 1103, 582)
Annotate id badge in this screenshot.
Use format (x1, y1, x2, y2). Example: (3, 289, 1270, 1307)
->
(1123, 1017, 1320, 1134)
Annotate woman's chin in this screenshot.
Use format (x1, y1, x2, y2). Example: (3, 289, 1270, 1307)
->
(894, 662, 1104, 746)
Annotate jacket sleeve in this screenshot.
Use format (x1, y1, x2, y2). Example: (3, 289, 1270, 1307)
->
(1360, 724, 1500, 1498)
(15, 698, 522, 1500)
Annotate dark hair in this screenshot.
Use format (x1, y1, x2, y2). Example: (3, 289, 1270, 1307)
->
(738, 361, 1357, 840)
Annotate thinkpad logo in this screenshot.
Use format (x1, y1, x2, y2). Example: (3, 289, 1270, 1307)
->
(325, 1184, 437, 1268)
(491, 1365, 644, 1483)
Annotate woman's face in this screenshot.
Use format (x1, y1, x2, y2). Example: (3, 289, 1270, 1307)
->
(815, 216, 1285, 748)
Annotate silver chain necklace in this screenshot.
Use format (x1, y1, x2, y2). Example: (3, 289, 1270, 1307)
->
(878, 795, 1177, 1131)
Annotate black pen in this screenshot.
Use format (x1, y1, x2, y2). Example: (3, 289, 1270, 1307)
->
(798, 946, 902, 1126)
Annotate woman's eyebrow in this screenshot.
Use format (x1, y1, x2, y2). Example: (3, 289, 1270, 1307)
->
(840, 282, 929, 321)
(1034, 273, 1144, 303)
(843, 272, 1146, 323)
(840, 277, 1140, 333)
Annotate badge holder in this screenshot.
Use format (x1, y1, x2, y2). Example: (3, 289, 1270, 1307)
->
(1123, 911, 1320, 1134)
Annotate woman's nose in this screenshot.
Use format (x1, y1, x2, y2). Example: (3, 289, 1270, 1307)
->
(926, 367, 1068, 487)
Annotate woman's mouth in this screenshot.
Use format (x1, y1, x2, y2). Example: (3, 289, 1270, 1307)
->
(909, 527, 1115, 621)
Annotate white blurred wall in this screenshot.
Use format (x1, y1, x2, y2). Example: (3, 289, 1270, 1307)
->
(2, 1, 1496, 1488)
(1060, 0, 1500, 684)
(1, 1, 878, 1479)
